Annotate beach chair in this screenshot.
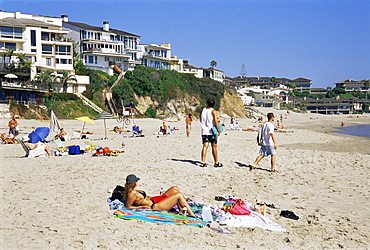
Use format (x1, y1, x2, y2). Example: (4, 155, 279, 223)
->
(132, 125, 143, 137)
(20, 139, 30, 157)
(54, 138, 68, 153)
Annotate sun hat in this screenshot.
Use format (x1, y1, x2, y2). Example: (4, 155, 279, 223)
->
(126, 174, 140, 184)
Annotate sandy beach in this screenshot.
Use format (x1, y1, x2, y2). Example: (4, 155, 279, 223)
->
(1, 109, 369, 249)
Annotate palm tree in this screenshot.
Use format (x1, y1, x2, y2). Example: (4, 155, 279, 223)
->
(326, 86, 332, 98)
(0, 49, 14, 68)
(35, 69, 56, 91)
(271, 76, 276, 87)
(210, 60, 217, 68)
(364, 79, 369, 100)
(57, 71, 77, 93)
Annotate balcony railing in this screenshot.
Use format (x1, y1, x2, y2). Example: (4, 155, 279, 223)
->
(0, 81, 48, 91)
(0, 65, 31, 74)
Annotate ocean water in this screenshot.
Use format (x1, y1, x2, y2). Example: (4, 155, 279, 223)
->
(332, 125, 370, 138)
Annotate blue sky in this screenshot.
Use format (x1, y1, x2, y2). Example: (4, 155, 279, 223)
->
(1, 0, 369, 88)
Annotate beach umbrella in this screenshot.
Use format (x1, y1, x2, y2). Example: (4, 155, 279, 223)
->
(28, 127, 50, 143)
(94, 112, 116, 139)
(75, 116, 96, 136)
(5, 73, 18, 78)
(50, 110, 61, 133)
(163, 117, 178, 122)
(219, 114, 231, 124)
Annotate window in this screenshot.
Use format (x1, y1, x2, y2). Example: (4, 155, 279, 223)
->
(31, 30, 36, 46)
(0, 26, 22, 39)
(105, 57, 110, 61)
(94, 56, 97, 64)
(42, 44, 53, 54)
(41, 32, 49, 41)
(88, 56, 94, 64)
(46, 58, 52, 66)
(55, 45, 71, 55)
(0, 42, 16, 50)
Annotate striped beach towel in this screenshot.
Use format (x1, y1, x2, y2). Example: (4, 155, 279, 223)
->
(114, 209, 208, 228)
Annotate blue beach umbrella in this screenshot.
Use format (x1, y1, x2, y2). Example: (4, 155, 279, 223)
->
(28, 127, 50, 143)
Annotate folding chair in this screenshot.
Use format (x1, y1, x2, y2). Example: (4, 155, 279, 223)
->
(20, 139, 30, 157)
(132, 125, 143, 137)
(54, 138, 68, 153)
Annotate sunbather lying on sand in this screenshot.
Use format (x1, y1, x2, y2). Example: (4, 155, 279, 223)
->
(123, 174, 195, 216)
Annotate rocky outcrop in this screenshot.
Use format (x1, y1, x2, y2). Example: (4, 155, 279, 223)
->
(220, 88, 247, 118)
(135, 89, 247, 119)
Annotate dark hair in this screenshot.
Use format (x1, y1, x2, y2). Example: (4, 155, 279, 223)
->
(207, 98, 215, 108)
(267, 113, 275, 120)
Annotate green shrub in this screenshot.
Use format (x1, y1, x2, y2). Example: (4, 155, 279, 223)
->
(145, 107, 156, 118)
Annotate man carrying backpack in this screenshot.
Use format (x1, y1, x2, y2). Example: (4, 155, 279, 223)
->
(252, 113, 278, 172)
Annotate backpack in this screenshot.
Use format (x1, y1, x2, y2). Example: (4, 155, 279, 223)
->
(111, 185, 125, 201)
(256, 126, 263, 146)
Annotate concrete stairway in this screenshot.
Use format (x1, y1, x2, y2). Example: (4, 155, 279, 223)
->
(75, 93, 104, 113)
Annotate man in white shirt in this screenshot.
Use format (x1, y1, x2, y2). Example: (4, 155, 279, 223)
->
(252, 113, 278, 172)
(200, 98, 223, 168)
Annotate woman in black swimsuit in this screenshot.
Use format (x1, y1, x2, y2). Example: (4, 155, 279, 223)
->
(123, 174, 195, 216)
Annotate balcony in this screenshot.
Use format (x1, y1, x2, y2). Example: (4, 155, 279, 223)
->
(0, 80, 48, 92)
(0, 65, 31, 75)
(83, 48, 131, 57)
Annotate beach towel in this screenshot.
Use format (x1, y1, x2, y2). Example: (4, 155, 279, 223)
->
(114, 208, 208, 228)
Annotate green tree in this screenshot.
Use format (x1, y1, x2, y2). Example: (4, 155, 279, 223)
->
(210, 60, 217, 68)
(57, 71, 78, 93)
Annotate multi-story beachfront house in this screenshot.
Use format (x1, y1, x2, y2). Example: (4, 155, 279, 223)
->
(138, 43, 171, 70)
(229, 76, 312, 92)
(0, 11, 89, 106)
(183, 66, 224, 83)
(334, 79, 369, 93)
(62, 16, 141, 75)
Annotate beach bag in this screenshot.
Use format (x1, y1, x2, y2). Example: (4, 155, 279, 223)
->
(68, 145, 81, 155)
(211, 123, 224, 139)
(256, 127, 263, 146)
(222, 199, 251, 216)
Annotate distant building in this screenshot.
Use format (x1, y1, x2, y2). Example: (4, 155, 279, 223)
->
(229, 76, 312, 92)
(310, 88, 327, 94)
(334, 79, 369, 92)
(237, 85, 289, 107)
(295, 96, 359, 114)
(183, 66, 223, 82)
(62, 16, 141, 74)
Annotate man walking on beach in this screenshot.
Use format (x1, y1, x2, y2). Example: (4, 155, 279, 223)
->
(200, 98, 223, 168)
(185, 114, 193, 137)
(252, 112, 278, 172)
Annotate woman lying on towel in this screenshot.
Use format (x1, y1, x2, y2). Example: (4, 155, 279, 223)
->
(123, 174, 196, 216)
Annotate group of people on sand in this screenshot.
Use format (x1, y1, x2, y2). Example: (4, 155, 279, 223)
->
(1, 115, 21, 144)
(120, 108, 278, 215)
(198, 98, 278, 172)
